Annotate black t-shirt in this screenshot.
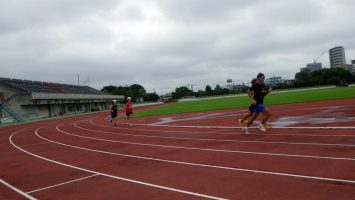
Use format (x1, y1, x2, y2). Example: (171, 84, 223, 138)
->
(250, 83, 266, 105)
(111, 105, 118, 114)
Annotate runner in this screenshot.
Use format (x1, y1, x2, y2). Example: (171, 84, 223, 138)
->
(109, 100, 118, 126)
(125, 97, 133, 120)
(242, 73, 272, 135)
(238, 78, 257, 127)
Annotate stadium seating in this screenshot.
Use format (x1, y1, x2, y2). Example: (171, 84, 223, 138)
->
(0, 78, 102, 94)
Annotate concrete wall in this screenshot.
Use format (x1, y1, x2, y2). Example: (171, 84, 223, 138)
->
(0, 82, 27, 100)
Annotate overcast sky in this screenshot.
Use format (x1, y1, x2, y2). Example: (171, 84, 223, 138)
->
(1, 0, 354, 94)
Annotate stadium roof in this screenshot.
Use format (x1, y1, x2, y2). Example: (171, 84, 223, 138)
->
(0, 77, 102, 94)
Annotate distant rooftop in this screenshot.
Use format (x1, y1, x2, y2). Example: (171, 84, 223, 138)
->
(0, 77, 102, 94)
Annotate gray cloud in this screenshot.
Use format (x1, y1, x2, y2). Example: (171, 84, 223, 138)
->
(1, 0, 355, 94)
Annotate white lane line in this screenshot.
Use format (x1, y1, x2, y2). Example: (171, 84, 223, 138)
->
(27, 174, 99, 194)
(213, 132, 355, 137)
(57, 123, 355, 161)
(10, 128, 227, 200)
(0, 178, 37, 200)
(74, 121, 355, 147)
(124, 104, 355, 127)
(122, 123, 355, 130)
(43, 126, 355, 184)
(93, 121, 355, 137)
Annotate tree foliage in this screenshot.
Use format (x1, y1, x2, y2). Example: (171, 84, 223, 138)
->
(172, 86, 193, 99)
(101, 84, 148, 102)
(294, 68, 352, 87)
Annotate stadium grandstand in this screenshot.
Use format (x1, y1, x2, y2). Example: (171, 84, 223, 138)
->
(0, 77, 123, 123)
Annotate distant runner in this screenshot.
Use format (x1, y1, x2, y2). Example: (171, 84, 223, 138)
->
(125, 97, 133, 120)
(110, 100, 118, 126)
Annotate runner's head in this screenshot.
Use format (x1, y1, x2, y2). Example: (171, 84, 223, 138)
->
(257, 73, 265, 83)
(127, 97, 132, 101)
(112, 100, 117, 105)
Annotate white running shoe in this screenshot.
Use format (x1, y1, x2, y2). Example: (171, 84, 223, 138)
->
(259, 124, 267, 132)
(242, 126, 249, 135)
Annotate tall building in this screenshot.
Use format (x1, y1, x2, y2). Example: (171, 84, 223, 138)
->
(329, 46, 346, 67)
(306, 62, 322, 72)
(299, 62, 322, 73)
(265, 76, 283, 86)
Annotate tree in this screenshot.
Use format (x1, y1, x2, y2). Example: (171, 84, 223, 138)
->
(172, 86, 193, 99)
(145, 92, 159, 102)
(101, 85, 117, 93)
(102, 84, 147, 102)
(327, 76, 341, 85)
(295, 71, 311, 82)
(195, 90, 206, 97)
(213, 85, 223, 95)
(130, 84, 146, 101)
(205, 85, 212, 96)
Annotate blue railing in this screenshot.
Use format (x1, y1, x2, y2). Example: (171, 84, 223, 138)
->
(0, 101, 23, 123)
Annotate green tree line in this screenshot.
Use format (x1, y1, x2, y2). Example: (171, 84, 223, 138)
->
(172, 68, 355, 100)
(101, 84, 159, 102)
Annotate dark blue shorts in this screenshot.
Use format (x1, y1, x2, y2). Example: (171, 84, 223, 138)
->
(253, 104, 266, 113)
(111, 112, 117, 118)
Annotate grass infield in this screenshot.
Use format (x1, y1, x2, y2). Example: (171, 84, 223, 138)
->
(135, 86, 355, 117)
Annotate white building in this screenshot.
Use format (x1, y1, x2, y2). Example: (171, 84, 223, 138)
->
(265, 76, 283, 86)
(329, 46, 346, 68)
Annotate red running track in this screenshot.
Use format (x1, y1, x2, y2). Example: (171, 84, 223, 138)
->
(1, 99, 355, 200)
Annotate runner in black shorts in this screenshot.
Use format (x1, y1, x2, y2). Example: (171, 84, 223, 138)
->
(110, 100, 118, 126)
(242, 73, 272, 134)
(238, 78, 257, 126)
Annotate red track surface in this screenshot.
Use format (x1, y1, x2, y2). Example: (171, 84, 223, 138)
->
(1, 98, 355, 200)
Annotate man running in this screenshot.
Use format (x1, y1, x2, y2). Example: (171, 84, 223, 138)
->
(242, 73, 272, 135)
(110, 100, 118, 126)
(125, 97, 133, 120)
(238, 78, 257, 127)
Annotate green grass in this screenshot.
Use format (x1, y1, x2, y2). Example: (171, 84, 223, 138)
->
(135, 86, 355, 117)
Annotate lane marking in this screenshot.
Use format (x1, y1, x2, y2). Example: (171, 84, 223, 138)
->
(114, 120, 355, 130)
(40, 126, 355, 184)
(93, 121, 355, 137)
(9, 128, 227, 200)
(56, 123, 355, 161)
(0, 178, 37, 200)
(27, 174, 99, 194)
(74, 122, 355, 147)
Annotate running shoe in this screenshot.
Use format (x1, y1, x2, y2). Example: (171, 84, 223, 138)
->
(238, 119, 244, 127)
(264, 124, 272, 129)
(259, 124, 267, 132)
(242, 126, 249, 135)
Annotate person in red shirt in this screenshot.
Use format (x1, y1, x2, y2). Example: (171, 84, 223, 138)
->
(125, 97, 133, 120)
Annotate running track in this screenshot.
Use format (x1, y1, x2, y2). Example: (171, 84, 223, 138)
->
(1, 98, 355, 199)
